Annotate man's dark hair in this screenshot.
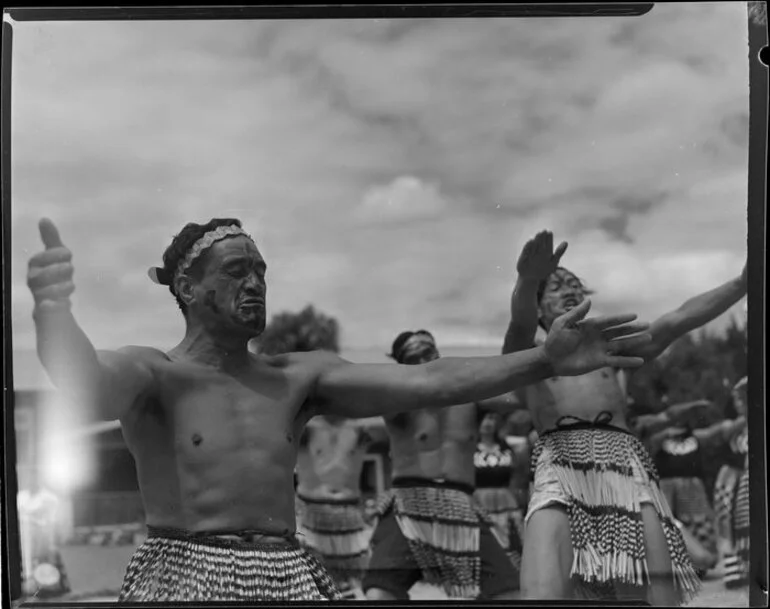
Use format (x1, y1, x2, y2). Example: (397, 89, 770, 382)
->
(160, 218, 243, 316)
(389, 329, 435, 364)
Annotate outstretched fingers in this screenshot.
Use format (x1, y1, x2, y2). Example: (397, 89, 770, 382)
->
(583, 311, 639, 332)
(602, 320, 650, 341)
(606, 355, 646, 369)
(605, 332, 653, 362)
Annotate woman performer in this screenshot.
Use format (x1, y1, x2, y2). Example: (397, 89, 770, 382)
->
(645, 409, 719, 576)
(473, 411, 525, 570)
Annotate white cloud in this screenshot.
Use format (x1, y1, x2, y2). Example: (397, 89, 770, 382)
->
(355, 176, 449, 224)
(9, 5, 750, 365)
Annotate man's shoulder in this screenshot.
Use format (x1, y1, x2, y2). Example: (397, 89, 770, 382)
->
(115, 345, 169, 363)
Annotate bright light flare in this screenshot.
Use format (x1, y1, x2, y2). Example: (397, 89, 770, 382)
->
(37, 391, 97, 494)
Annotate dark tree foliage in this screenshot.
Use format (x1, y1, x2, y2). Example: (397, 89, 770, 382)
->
(255, 304, 340, 355)
(628, 315, 747, 418)
(627, 315, 747, 497)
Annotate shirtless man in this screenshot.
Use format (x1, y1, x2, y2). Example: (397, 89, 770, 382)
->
(362, 331, 527, 601)
(27, 217, 651, 602)
(294, 416, 379, 597)
(504, 230, 747, 605)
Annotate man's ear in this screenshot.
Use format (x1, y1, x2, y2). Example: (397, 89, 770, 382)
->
(175, 275, 196, 308)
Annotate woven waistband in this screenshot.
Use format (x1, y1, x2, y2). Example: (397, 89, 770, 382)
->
(540, 411, 633, 438)
(391, 476, 474, 495)
(146, 525, 299, 550)
(296, 493, 362, 507)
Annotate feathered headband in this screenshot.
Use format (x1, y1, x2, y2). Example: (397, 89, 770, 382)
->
(148, 225, 253, 291)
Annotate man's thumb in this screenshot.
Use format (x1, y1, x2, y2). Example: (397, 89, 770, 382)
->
(39, 218, 64, 250)
(560, 298, 591, 326)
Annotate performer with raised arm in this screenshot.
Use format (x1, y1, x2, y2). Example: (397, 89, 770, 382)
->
(27, 217, 651, 602)
(503, 230, 747, 606)
(362, 331, 525, 601)
(642, 401, 720, 576)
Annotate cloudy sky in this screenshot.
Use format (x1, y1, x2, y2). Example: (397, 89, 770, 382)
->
(9, 4, 750, 365)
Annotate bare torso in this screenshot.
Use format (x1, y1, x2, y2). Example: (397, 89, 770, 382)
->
(525, 367, 630, 433)
(385, 403, 478, 487)
(295, 417, 370, 501)
(119, 351, 319, 538)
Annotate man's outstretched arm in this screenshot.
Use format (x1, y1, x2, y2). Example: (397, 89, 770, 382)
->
(28, 219, 156, 422)
(502, 231, 567, 355)
(638, 264, 747, 361)
(314, 300, 651, 419)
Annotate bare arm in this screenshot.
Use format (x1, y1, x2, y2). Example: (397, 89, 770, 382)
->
(314, 349, 554, 419)
(28, 219, 155, 422)
(502, 278, 541, 355)
(502, 231, 567, 355)
(634, 412, 673, 438)
(314, 300, 652, 419)
(639, 266, 747, 361)
(476, 391, 527, 417)
(692, 417, 746, 449)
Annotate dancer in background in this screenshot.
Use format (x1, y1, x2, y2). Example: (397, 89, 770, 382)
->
(473, 411, 525, 570)
(500, 409, 535, 515)
(294, 416, 379, 598)
(503, 230, 746, 605)
(27, 217, 652, 602)
(644, 401, 719, 576)
(363, 330, 525, 601)
(711, 377, 749, 589)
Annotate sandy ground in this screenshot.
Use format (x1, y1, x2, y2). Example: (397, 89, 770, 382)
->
(14, 543, 750, 606)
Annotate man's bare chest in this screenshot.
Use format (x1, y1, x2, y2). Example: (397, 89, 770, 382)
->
(529, 368, 625, 405)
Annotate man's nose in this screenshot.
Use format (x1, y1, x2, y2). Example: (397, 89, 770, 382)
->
(244, 273, 264, 291)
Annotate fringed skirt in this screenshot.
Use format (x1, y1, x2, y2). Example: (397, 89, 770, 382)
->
(372, 478, 487, 599)
(659, 476, 717, 555)
(117, 526, 341, 602)
(473, 486, 523, 570)
(732, 468, 750, 573)
(295, 493, 372, 581)
(528, 423, 701, 605)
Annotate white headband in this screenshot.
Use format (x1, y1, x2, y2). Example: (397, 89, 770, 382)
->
(175, 225, 252, 280)
(147, 224, 253, 290)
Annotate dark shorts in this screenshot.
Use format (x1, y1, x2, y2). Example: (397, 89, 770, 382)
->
(361, 501, 518, 599)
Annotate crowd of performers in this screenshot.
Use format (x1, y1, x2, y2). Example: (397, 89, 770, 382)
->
(25, 217, 751, 605)
(289, 377, 750, 601)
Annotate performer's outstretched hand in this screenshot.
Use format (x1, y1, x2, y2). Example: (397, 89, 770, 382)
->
(27, 218, 75, 313)
(544, 299, 652, 376)
(516, 230, 568, 281)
